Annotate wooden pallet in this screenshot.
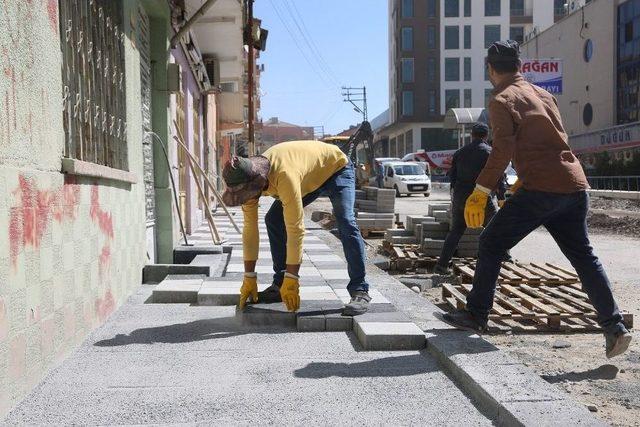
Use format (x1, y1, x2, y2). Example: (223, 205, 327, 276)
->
(383, 242, 475, 272)
(442, 282, 634, 333)
(453, 261, 580, 285)
(360, 228, 387, 238)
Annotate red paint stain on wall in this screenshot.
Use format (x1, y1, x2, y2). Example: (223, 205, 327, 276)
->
(98, 245, 111, 279)
(90, 186, 114, 239)
(9, 175, 81, 268)
(46, 0, 58, 34)
(95, 289, 115, 322)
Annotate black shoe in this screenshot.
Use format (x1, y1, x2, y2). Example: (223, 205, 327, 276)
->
(433, 264, 451, 275)
(259, 284, 282, 303)
(605, 327, 632, 359)
(434, 310, 487, 334)
(342, 291, 371, 316)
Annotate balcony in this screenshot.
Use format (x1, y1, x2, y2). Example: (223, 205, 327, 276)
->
(510, 8, 533, 24)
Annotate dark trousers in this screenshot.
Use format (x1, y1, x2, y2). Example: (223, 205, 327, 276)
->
(264, 164, 369, 293)
(437, 189, 499, 268)
(466, 189, 625, 334)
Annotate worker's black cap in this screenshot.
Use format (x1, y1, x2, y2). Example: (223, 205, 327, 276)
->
(486, 40, 520, 64)
(471, 122, 489, 136)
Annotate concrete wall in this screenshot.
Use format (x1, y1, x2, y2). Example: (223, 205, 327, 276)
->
(521, 0, 617, 136)
(0, 0, 155, 416)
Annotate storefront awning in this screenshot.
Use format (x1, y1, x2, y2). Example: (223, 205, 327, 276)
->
(443, 108, 488, 129)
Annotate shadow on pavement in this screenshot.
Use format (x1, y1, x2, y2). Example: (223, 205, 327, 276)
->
(541, 364, 619, 383)
(294, 352, 439, 378)
(93, 316, 277, 346)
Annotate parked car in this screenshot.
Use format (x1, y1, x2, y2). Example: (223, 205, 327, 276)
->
(383, 161, 431, 197)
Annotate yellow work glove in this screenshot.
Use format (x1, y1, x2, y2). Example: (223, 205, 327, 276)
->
(510, 179, 523, 193)
(280, 273, 300, 312)
(238, 273, 258, 309)
(464, 188, 490, 229)
(498, 200, 505, 208)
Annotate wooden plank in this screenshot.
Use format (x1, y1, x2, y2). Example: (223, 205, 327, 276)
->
(518, 264, 557, 281)
(503, 262, 539, 281)
(540, 286, 595, 312)
(459, 284, 511, 316)
(494, 293, 534, 316)
(529, 263, 571, 282)
(442, 284, 467, 310)
(407, 251, 418, 260)
(454, 265, 476, 280)
(559, 284, 590, 300)
(392, 247, 404, 259)
(501, 284, 559, 315)
(519, 284, 583, 315)
(545, 263, 579, 280)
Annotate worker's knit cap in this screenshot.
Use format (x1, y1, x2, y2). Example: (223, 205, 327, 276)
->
(486, 40, 520, 64)
(221, 156, 270, 207)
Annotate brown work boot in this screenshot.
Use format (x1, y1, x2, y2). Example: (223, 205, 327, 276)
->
(605, 328, 632, 359)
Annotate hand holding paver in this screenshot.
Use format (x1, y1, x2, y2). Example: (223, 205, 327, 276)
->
(239, 273, 259, 309)
(464, 188, 489, 228)
(510, 178, 522, 193)
(280, 274, 300, 312)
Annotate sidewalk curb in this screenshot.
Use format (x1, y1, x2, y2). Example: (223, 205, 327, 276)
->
(310, 224, 604, 426)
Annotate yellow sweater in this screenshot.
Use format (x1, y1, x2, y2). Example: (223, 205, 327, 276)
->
(242, 140, 348, 264)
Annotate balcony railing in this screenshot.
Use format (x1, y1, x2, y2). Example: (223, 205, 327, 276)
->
(554, 6, 566, 16)
(587, 176, 640, 192)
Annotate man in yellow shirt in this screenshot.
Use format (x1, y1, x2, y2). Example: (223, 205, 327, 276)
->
(221, 140, 371, 315)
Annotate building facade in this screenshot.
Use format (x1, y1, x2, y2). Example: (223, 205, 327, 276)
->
(521, 0, 640, 174)
(261, 117, 314, 148)
(0, 0, 263, 416)
(383, 0, 557, 159)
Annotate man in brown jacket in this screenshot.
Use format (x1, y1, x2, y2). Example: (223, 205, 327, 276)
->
(439, 40, 632, 359)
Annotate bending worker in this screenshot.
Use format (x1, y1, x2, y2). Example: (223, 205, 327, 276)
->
(439, 40, 632, 359)
(221, 140, 371, 316)
(434, 122, 505, 275)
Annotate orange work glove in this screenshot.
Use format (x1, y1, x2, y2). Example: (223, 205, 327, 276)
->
(510, 179, 523, 193)
(280, 273, 300, 312)
(464, 188, 489, 228)
(238, 273, 258, 309)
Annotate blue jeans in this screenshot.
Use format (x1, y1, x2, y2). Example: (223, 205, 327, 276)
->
(466, 189, 625, 335)
(265, 164, 369, 293)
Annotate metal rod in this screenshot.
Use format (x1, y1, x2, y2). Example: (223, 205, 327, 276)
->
(170, 0, 220, 48)
(172, 120, 242, 234)
(145, 131, 189, 246)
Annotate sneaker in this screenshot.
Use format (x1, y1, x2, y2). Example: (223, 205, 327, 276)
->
(434, 310, 488, 334)
(605, 328, 632, 359)
(433, 264, 451, 275)
(259, 284, 282, 304)
(342, 291, 371, 316)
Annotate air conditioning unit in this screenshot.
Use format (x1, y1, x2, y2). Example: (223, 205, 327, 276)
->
(203, 55, 220, 87)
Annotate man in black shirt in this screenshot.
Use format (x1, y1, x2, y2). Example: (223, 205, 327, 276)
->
(435, 123, 503, 274)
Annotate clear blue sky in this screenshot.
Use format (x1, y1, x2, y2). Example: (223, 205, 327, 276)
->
(255, 0, 388, 135)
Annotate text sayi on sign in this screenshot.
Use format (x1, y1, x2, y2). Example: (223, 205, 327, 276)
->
(521, 59, 563, 94)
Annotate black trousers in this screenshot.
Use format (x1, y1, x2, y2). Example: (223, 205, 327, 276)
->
(437, 189, 499, 267)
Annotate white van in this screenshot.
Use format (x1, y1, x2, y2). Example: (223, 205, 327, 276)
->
(383, 161, 431, 197)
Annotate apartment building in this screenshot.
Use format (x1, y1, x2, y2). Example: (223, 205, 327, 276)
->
(383, 0, 559, 158)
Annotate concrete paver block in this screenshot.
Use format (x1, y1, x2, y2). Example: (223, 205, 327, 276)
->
(237, 303, 297, 328)
(197, 283, 270, 306)
(152, 278, 204, 303)
(355, 321, 426, 351)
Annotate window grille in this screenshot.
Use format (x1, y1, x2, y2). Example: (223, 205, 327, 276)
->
(59, 0, 128, 170)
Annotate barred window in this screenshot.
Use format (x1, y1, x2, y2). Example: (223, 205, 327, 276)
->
(59, 0, 128, 170)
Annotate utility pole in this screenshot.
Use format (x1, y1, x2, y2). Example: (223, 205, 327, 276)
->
(313, 125, 325, 140)
(341, 86, 368, 123)
(246, 0, 256, 156)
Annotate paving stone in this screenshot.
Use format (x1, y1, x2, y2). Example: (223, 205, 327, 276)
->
(307, 254, 344, 262)
(152, 278, 203, 303)
(353, 310, 412, 323)
(142, 264, 210, 284)
(354, 321, 426, 351)
(237, 303, 296, 328)
(197, 283, 271, 306)
(296, 302, 327, 332)
(319, 269, 350, 280)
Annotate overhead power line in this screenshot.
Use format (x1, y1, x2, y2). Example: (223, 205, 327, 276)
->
(283, 0, 340, 86)
(267, 0, 335, 88)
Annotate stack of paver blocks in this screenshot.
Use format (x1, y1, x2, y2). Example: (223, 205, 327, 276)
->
(354, 186, 396, 231)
